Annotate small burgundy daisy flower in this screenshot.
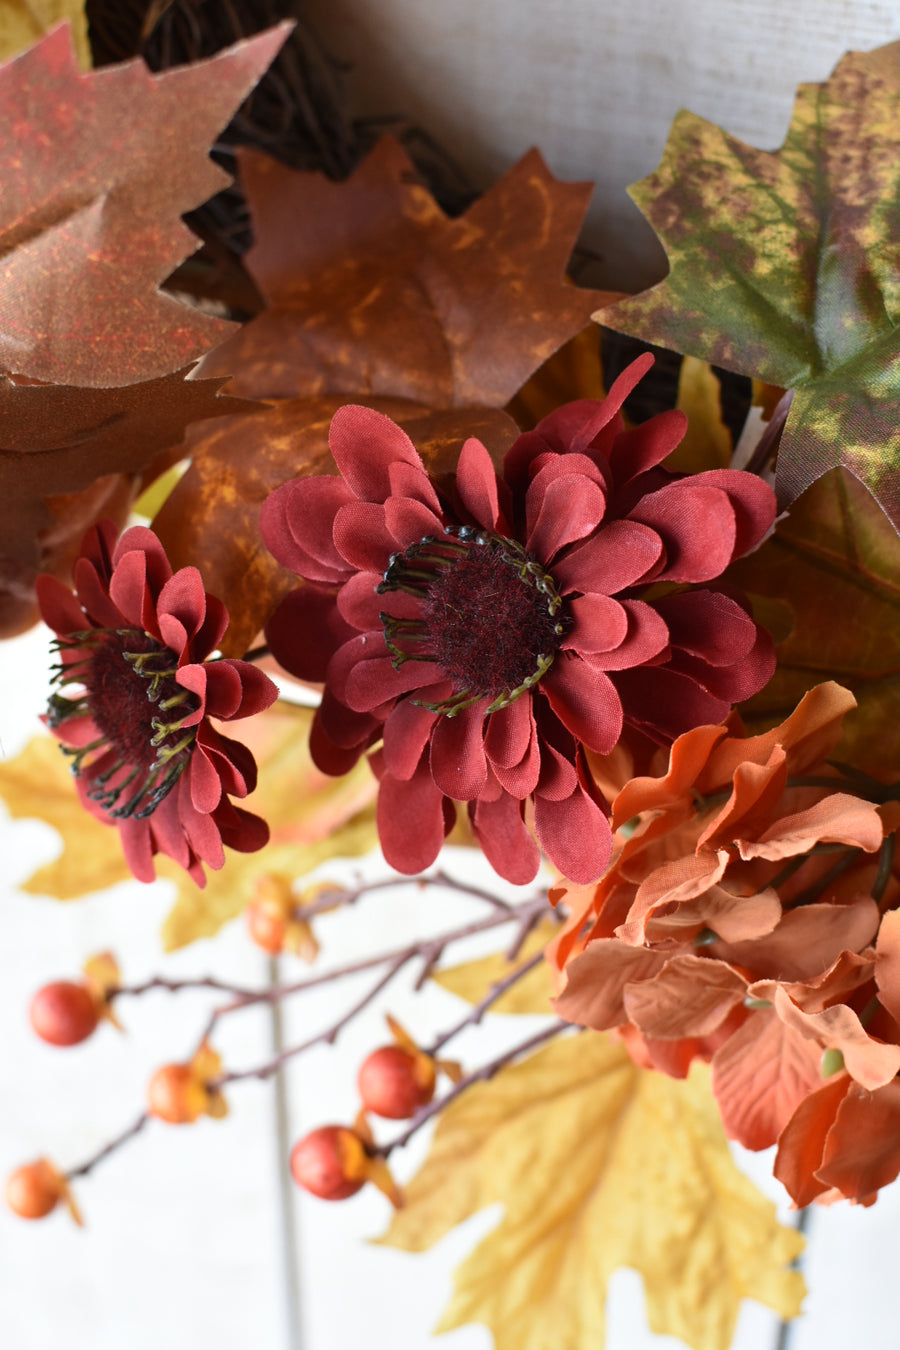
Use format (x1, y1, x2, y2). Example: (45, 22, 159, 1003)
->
(36, 522, 278, 887)
(261, 355, 776, 885)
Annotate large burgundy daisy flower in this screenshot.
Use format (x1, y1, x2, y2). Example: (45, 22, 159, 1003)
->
(36, 522, 278, 886)
(262, 355, 775, 885)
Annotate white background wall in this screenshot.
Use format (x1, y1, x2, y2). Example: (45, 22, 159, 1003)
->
(4, 3, 900, 1346)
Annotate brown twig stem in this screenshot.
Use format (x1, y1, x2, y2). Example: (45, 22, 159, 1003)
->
(377, 1021, 572, 1158)
(66, 1112, 149, 1180)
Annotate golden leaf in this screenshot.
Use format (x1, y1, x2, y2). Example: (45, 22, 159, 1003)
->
(160, 703, 378, 949)
(0, 6, 90, 70)
(380, 1035, 805, 1350)
(0, 735, 133, 898)
(666, 356, 733, 474)
(433, 920, 559, 1015)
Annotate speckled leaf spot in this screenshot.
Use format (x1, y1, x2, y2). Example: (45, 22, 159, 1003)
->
(597, 41, 900, 532)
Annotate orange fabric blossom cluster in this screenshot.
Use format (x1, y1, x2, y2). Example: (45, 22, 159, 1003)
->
(261, 354, 775, 886)
(552, 682, 900, 1206)
(37, 522, 278, 886)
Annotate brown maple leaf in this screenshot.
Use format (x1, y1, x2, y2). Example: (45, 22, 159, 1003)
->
(0, 368, 258, 635)
(0, 22, 289, 387)
(200, 138, 614, 406)
(156, 137, 614, 651)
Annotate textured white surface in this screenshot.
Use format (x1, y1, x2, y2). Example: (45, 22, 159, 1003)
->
(308, 0, 900, 290)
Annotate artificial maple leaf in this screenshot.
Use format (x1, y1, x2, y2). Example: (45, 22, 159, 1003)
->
(729, 468, 900, 778)
(0, 367, 257, 636)
(0, 735, 132, 898)
(201, 138, 615, 406)
(381, 1034, 804, 1350)
(434, 920, 560, 1015)
(0, 22, 288, 387)
(152, 137, 611, 651)
(597, 42, 900, 530)
(153, 398, 521, 658)
(160, 703, 378, 948)
(0, 6, 89, 69)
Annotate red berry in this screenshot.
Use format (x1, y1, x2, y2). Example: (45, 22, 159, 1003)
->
(358, 1044, 435, 1119)
(29, 981, 98, 1047)
(6, 1160, 61, 1219)
(290, 1126, 365, 1200)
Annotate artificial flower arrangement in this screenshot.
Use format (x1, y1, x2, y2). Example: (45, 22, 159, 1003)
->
(1, 6, 898, 1349)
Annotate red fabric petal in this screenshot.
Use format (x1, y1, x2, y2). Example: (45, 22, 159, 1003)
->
(388, 460, 443, 513)
(263, 476, 355, 583)
(329, 405, 424, 502)
(157, 567, 209, 654)
(188, 742, 224, 813)
(578, 600, 669, 671)
(484, 696, 534, 768)
(526, 475, 606, 560)
(553, 520, 663, 595)
(384, 495, 446, 547)
(534, 784, 612, 883)
(629, 482, 737, 582)
(112, 526, 172, 597)
(470, 792, 541, 884)
(561, 593, 629, 654)
(377, 759, 448, 873)
(333, 501, 397, 574)
(429, 700, 489, 799)
(694, 469, 776, 557)
(35, 574, 87, 635)
(536, 740, 578, 801)
(107, 547, 151, 629)
(456, 437, 501, 530)
(655, 590, 758, 666)
(266, 584, 354, 683)
(608, 409, 688, 484)
(541, 653, 623, 754)
(71, 556, 127, 628)
(344, 652, 438, 713)
(382, 692, 443, 781)
(613, 666, 733, 744)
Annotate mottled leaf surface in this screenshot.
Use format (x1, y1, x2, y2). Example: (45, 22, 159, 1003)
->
(202, 138, 614, 407)
(0, 23, 287, 386)
(599, 43, 900, 529)
(730, 468, 900, 778)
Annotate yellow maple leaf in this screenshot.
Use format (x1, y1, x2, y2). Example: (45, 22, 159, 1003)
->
(0, 735, 133, 898)
(0, 6, 90, 70)
(433, 920, 559, 1015)
(380, 1034, 804, 1350)
(664, 356, 733, 475)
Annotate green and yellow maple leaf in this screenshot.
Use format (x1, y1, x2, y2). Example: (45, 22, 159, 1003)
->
(598, 42, 900, 531)
(381, 1034, 804, 1350)
(730, 467, 900, 779)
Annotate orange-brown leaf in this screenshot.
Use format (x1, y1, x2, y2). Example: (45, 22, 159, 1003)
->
(202, 138, 615, 407)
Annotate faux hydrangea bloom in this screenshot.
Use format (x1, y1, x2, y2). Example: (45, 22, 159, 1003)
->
(552, 683, 900, 1203)
(262, 355, 776, 884)
(37, 522, 278, 886)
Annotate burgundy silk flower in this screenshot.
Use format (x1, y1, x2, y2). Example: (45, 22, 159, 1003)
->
(262, 355, 776, 884)
(36, 522, 278, 886)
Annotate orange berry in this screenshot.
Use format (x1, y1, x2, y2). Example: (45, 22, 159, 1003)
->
(147, 1064, 208, 1124)
(358, 1044, 436, 1119)
(290, 1126, 366, 1201)
(245, 900, 287, 954)
(6, 1160, 62, 1219)
(30, 981, 98, 1047)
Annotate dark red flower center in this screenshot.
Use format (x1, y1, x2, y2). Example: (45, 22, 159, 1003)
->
(377, 529, 565, 715)
(47, 628, 200, 818)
